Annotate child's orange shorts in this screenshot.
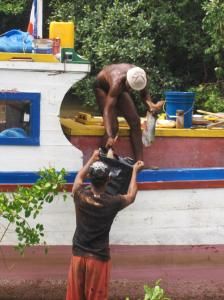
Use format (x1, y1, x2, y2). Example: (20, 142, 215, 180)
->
(66, 255, 111, 300)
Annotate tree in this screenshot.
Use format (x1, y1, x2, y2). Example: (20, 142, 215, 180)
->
(203, 0, 224, 80)
(54, 0, 208, 112)
(1, 0, 222, 112)
(191, 0, 224, 113)
(0, 0, 31, 33)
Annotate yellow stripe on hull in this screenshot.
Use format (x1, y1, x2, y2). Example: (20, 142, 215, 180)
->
(0, 52, 59, 62)
(61, 114, 224, 138)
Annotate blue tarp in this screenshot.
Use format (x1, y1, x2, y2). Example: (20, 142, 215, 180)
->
(0, 128, 27, 138)
(0, 29, 33, 53)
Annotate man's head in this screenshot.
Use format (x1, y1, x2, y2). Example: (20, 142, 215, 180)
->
(89, 161, 110, 188)
(126, 67, 147, 91)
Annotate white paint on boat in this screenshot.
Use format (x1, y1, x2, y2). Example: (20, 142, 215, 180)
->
(1, 187, 224, 246)
(0, 60, 223, 251)
(0, 61, 90, 172)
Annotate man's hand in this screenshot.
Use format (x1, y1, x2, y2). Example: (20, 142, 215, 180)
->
(146, 100, 164, 115)
(133, 160, 144, 172)
(105, 136, 118, 149)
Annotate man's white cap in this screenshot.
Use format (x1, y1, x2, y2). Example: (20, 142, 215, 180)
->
(126, 67, 147, 91)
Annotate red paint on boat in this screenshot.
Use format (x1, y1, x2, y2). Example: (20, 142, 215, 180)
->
(1, 180, 224, 193)
(138, 180, 224, 190)
(1, 245, 224, 299)
(70, 136, 224, 168)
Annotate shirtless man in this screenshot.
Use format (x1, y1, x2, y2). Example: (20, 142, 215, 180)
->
(94, 63, 164, 161)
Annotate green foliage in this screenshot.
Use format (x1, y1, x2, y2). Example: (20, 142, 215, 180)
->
(0, 168, 67, 254)
(143, 280, 171, 300)
(193, 82, 224, 113)
(125, 280, 171, 300)
(79, 2, 154, 69)
(203, 0, 224, 80)
(1, 0, 223, 112)
(69, 0, 208, 111)
(48, 0, 75, 22)
(71, 75, 98, 113)
(0, 0, 28, 15)
(0, 0, 31, 33)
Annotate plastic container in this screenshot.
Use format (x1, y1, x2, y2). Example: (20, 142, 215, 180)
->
(52, 38, 61, 55)
(165, 91, 195, 128)
(32, 39, 53, 54)
(176, 110, 184, 128)
(49, 22, 75, 49)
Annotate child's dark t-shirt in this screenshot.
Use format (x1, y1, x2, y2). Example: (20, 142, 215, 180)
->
(72, 186, 126, 261)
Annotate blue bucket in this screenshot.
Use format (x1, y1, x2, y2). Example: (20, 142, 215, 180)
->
(164, 91, 195, 128)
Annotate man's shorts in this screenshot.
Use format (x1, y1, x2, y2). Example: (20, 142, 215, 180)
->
(66, 255, 111, 300)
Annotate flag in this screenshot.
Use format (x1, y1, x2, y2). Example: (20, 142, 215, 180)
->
(27, 0, 38, 38)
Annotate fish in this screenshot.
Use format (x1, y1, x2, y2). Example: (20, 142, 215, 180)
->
(107, 148, 114, 159)
(142, 111, 156, 147)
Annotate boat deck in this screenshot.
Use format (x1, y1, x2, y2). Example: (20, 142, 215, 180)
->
(60, 114, 224, 169)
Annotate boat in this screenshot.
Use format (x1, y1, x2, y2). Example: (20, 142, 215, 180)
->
(1, 2, 224, 299)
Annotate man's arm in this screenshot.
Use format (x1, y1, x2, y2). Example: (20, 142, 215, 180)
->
(122, 161, 144, 207)
(72, 150, 99, 195)
(140, 88, 164, 115)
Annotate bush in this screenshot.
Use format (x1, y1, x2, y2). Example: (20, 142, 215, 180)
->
(125, 279, 171, 300)
(192, 82, 224, 113)
(0, 168, 67, 254)
(49, 1, 208, 113)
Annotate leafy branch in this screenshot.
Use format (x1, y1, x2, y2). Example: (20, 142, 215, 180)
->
(0, 168, 67, 254)
(125, 280, 171, 300)
(143, 280, 171, 300)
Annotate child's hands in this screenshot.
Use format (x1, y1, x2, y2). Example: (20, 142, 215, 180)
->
(133, 160, 144, 172)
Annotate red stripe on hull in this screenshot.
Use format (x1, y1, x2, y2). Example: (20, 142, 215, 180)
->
(138, 180, 224, 190)
(1, 180, 224, 192)
(0, 184, 32, 192)
(0, 184, 72, 192)
(70, 136, 224, 169)
(1, 245, 224, 299)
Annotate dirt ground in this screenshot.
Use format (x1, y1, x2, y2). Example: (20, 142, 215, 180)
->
(1, 279, 224, 300)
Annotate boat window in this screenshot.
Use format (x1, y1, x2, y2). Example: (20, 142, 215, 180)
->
(0, 92, 40, 145)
